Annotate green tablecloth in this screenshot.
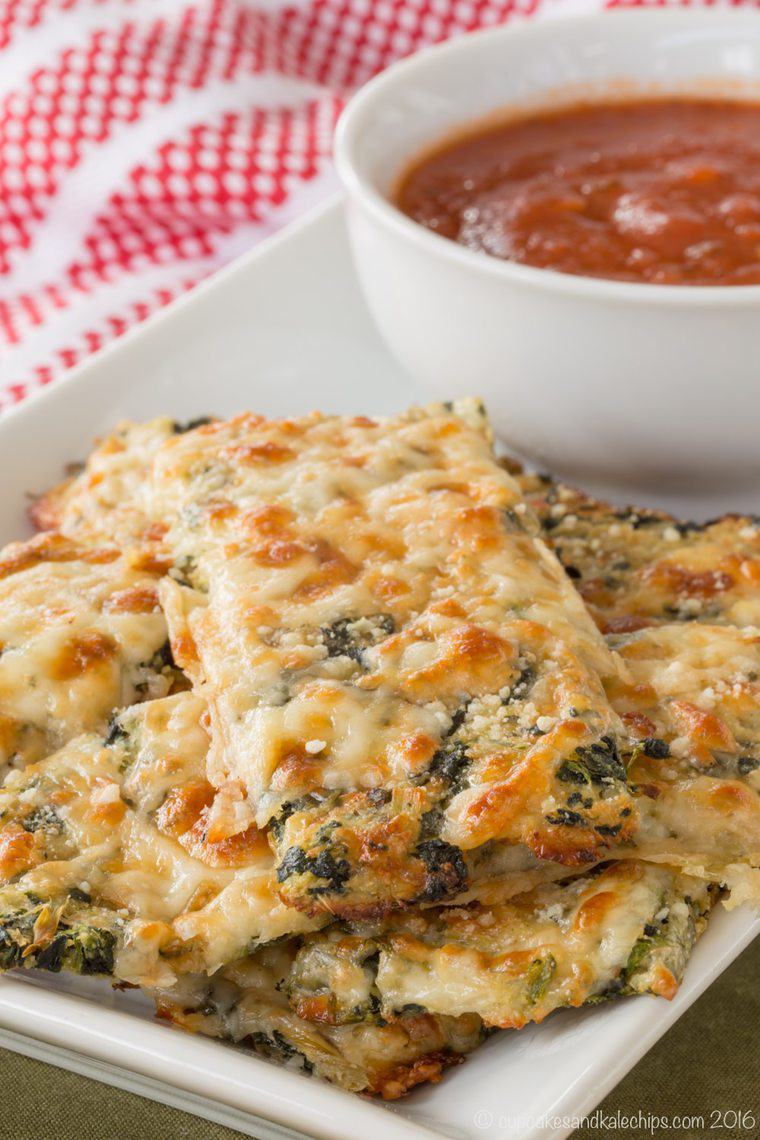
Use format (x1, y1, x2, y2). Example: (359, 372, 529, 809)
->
(2, 937, 757, 1140)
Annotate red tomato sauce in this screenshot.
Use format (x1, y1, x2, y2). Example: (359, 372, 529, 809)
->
(395, 100, 760, 285)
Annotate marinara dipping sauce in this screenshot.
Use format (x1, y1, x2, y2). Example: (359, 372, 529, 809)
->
(396, 99, 760, 285)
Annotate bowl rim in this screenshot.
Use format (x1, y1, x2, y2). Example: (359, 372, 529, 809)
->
(334, 7, 760, 306)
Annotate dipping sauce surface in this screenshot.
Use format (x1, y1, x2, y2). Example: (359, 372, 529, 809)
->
(396, 100, 760, 285)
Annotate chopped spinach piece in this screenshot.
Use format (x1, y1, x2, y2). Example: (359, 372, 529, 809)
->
(104, 717, 128, 747)
(172, 417, 213, 433)
(150, 640, 176, 672)
(525, 954, 557, 1004)
(414, 839, 468, 902)
(321, 614, 395, 662)
(269, 796, 313, 842)
(0, 894, 118, 976)
(427, 742, 469, 788)
(641, 738, 670, 760)
(558, 736, 626, 786)
(545, 808, 585, 827)
(244, 1030, 314, 1075)
(418, 808, 443, 841)
(623, 935, 654, 978)
(22, 805, 64, 835)
(36, 924, 117, 976)
(276, 845, 351, 896)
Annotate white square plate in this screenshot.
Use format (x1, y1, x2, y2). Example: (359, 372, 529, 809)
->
(0, 197, 757, 1140)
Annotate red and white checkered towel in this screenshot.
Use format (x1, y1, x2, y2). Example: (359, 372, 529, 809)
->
(0, 0, 751, 410)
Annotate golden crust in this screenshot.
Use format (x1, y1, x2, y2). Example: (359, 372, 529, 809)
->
(0, 533, 173, 773)
(607, 623, 760, 897)
(287, 861, 713, 1030)
(28, 417, 209, 557)
(0, 693, 321, 985)
(517, 471, 760, 632)
(149, 405, 633, 916)
(154, 941, 484, 1098)
(150, 859, 711, 1096)
(501, 469, 760, 896)
(14, 410, 758, 1103)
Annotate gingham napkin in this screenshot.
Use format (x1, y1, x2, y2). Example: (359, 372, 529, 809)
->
(0, 0, 747, 410)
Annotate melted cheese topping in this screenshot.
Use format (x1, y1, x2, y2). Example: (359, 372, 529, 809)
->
(29, 417, 200, 554)
(0, 693, 319, 985)
(518, 471, 760, 633)
(152, 939, 484, 1099)
(10, 415, 751, 1102)
(484, 470, 760, 899)
(608, 623, 760, 897)
(152, 859, 710, 1099)
(148, 404, 633, 914)
(367, 862, 710, 1025)
(0, 533, 172, 771)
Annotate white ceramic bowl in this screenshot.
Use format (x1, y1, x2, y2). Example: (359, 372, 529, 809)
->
(335, 9, 760, 510)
